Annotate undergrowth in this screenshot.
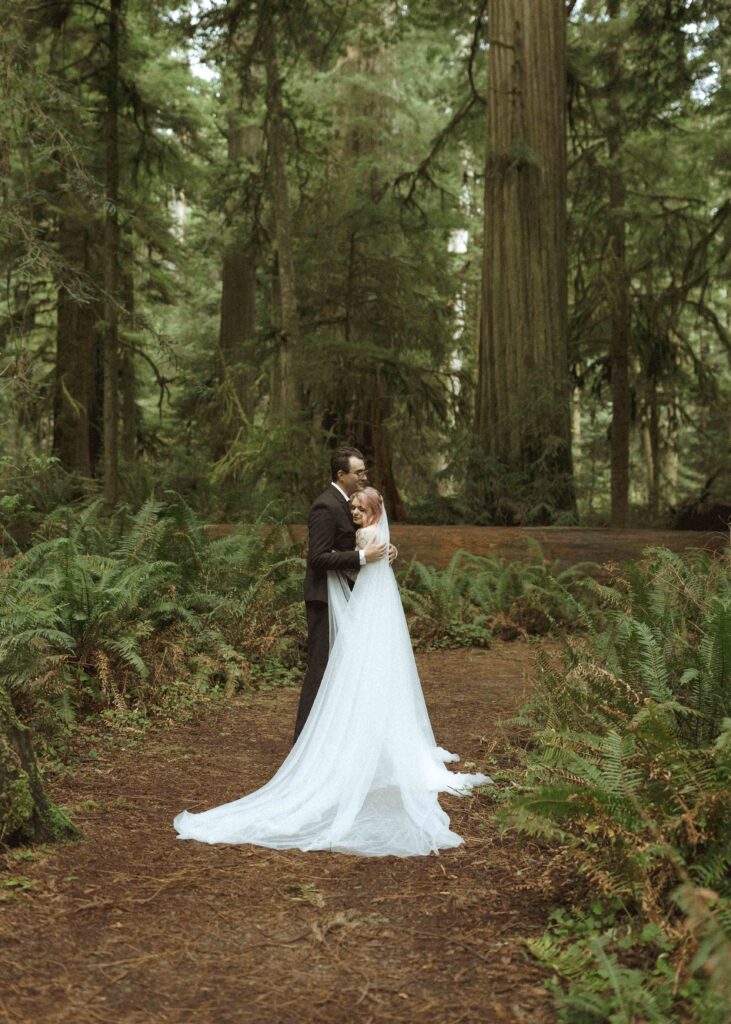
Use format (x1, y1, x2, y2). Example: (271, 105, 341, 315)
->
(399, 540, 597, 649)
(0, 498, 305, 755)
(502, 546, 731, 1023)
(5, 497, 729, 1024)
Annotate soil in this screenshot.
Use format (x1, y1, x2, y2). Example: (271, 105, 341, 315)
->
(0, 641, 573, 1024)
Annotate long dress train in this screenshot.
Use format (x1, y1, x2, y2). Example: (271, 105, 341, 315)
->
(173, 506, 493, 856)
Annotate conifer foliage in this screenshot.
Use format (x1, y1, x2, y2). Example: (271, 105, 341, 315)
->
(0, 1, 727, 523)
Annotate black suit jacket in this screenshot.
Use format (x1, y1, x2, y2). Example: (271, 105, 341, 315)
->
(303, 485, 360, 603)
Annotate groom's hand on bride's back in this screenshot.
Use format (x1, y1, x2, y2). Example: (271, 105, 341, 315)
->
(363, 540, 388, 563)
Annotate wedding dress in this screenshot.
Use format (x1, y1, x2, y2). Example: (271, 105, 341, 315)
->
(173, 505, 493, 857)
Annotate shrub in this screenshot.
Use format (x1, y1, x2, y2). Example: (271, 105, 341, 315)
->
(399, 541, 597, 648)
(503, 547, 731, 1021)
(399, 553, 493, 649)
(0, 499, 305, 748)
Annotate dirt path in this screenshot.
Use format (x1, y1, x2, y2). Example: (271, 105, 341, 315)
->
(0, 642, 570, 1024)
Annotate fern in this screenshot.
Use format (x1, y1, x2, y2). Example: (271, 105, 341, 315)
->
(0, 499, 306, 732)
(398, 546, 598, 647)
(506, 546, 731, 1023)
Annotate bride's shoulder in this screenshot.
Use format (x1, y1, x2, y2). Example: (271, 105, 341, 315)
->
(356, 524, 378, 547)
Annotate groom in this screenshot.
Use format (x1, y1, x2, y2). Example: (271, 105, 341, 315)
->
(293, 446, 388, 744)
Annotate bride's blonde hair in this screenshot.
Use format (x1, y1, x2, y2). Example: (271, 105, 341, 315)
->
(352, 487, 383, 526)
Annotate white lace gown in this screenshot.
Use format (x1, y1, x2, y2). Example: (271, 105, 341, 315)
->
(173, 509, 493, 857)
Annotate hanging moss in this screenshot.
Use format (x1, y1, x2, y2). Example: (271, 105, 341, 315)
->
(0, 688, 80, 846)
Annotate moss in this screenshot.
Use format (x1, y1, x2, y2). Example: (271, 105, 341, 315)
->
(0, 688, 80, 846)
(41, 801, 79, 842)
(0, 772, 35, 842)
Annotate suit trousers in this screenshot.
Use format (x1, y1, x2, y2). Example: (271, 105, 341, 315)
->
(293, 600, 329, 745)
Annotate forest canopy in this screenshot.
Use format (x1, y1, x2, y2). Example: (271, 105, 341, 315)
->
(1, 0, 729, 528)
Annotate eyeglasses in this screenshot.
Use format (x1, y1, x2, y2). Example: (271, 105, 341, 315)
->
(354, 470, 368, 478)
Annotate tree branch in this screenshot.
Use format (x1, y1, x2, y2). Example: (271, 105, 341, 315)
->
(392, 92, 478, 205)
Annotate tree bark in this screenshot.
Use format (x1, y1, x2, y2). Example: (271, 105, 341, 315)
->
(120, 271, 136, 463)
(331, 40, 406, 518)
(219, 241, 256, 398)
(607, 0, 630, 528)
(102, 0, 122, 511)
(475, 0, 575, 515)
(364, 369, 405, 522)
(641, 384, 659, 518)
(261, 9, 302, 420)
(53, 208, 101, 477)
(218, 119, 260, 431)
(662, 394, 679, 509)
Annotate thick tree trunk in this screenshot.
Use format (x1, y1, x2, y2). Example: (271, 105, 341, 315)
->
(219, 240, 256, 405)
(332, 41, 406, 517)
(367, 416, 404, 521)
(475, 0, 575, 515)
(261, 11, 302, 420)
(607, 0, 630, 528)
(53, 210, 101, 477)
(0, 688, 79, 846)
(218, 120, 260, 431)
(102, 0, 121, 511)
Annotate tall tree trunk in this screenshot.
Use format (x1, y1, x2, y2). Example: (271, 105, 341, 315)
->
(364, 370, 405, 521)
(219, 239, 256, 406)
(607, 0, 630, 527)
(53, 209, 100, 477)
(367, 399, 404, 520)
(475, 0, 575, 515)
(261, 10, 302, 420)
(662, 394, 680, 510)
(1, 285, 36, 464)
(218, 119, 260, 434)
(120, 271, 136, 462)
(332, 40, 405, 517)
(102, 0, 121, 511)
(642, 384, 659, 519)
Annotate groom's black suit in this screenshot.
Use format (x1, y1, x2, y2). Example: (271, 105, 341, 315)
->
(293, 484, 361, 744)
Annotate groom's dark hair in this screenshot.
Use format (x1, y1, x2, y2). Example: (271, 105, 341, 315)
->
(331, 446, 364, 481)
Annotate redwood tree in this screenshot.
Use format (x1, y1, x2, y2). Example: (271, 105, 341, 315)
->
(475, 0, 575, 517)
(261, 5, 303, 420)
(102, 0, 122, 510)
(53, 206, 103, 477)
(217, 118, 259, 429)
(216, 3, 262, 439)
(607, 0, 630, 527)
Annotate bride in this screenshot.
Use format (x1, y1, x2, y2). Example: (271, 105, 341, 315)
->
(173, 487, 493, 857)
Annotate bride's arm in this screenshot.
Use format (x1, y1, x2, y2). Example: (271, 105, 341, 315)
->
(357, 525, 388, 563)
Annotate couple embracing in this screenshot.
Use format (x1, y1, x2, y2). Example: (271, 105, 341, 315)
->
(174, 447, 492, 857)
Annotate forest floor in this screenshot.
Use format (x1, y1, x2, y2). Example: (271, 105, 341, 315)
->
(0, 641, 577, 1024)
